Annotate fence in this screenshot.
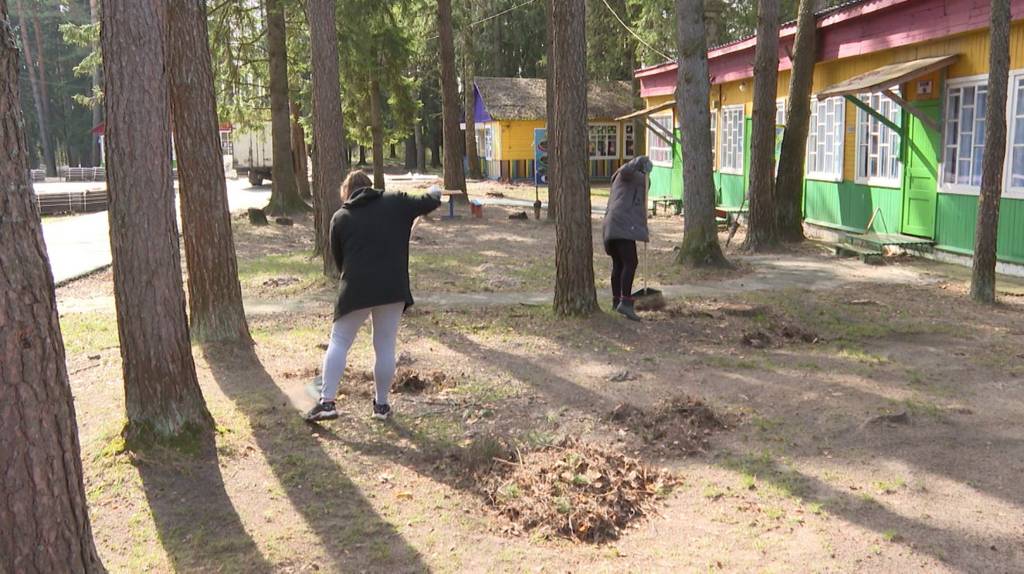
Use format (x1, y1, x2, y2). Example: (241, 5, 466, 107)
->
(35, 188, 109, 216)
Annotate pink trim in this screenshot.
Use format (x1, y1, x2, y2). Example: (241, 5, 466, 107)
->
(639, 0, 1024, 98)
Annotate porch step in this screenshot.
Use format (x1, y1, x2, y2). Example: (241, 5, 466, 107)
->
(830, 241, 884, 265)
(843, 232, 934, 253)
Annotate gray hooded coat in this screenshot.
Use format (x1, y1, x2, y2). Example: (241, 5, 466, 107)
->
(602, 156, 653, 252)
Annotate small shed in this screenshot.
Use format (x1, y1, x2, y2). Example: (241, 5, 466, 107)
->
(466, 77, 636, 182)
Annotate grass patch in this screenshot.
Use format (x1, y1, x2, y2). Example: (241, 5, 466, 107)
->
(237, 251, 325, 295)
(723, 451, 809, 500)
(60, 311, 119, 354)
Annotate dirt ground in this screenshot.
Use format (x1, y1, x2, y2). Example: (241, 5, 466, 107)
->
(57, 179, 1024, 573)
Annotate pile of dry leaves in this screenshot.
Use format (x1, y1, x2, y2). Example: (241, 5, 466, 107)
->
(480, 438, 676, 542)
(609, 396, 726, 454)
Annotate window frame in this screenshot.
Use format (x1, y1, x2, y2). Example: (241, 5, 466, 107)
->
(804, 96, 846, 183)
(710, 107, 718, 169)
(719, 105, 745, 175)
(1004, 70, 1024, 199)
(588, 122, 619, 160)
(623, 123, 636, 159)
(475, 124, 494, 161)
(941, 75, 990, 195)
(854, 91, 903, 188)
(647, 112, 674, 168)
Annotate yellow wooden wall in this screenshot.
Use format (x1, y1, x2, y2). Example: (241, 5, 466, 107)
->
(647, 20, 1024, 183)
(493, 118, 629, 161)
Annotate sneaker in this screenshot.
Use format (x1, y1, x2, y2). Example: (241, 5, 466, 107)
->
(372, 399, 392, 421)
(304, 400, 338, 422)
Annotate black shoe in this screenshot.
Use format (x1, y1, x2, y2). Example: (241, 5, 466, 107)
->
(304, 400, 338, 422)
(612, 298, 621, 311)
(616, 300, 642, 322)
(372, 399, 392, 421)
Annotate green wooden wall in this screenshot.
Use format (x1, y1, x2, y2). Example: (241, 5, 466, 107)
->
(804, 180, 904, 234)
(934, 193, 1024, 264)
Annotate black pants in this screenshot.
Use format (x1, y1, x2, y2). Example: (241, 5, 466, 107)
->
(606, 239, 638, 303)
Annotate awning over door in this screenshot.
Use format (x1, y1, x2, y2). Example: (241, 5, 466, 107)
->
(615, 100, 675, 122)
(816, 54, 959, 99)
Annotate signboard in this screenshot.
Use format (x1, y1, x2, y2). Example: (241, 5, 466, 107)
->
(534, 128, 548, 186)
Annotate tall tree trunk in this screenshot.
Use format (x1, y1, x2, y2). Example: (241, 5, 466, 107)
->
(308, 0, 346, 277)
(389, 143, 397, 159)
(90, 0, 102, 166)
(265, 0, 306, 214)
(31, 10, 55, 169)
(290, 100, 312, 200)
(545, 0, 557, 220)
(102, 0, 214, 439)
(431, 129, 441, 168)
(168, 0, 252, 345)
(404, 134, 417, 169)
(370, 77, 386, 190)
(358, 145, 367, 165)
(0, 5, 106, 569)
(415, 120, 427, 172)
(774, 0, 816, 242)
(675, 0, 728, 267)
(551, 0, 598, 316)
(741, 0, 780, 252)
(970, 0, 1011, 303)
(438, 0, 467, 196)
(14, 0, 55, 175)
(464, 16, 482, 180)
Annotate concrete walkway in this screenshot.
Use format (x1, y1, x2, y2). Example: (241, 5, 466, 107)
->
(43, 179, 271, 285)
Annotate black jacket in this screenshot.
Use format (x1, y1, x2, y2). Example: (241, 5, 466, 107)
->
(330, 187, 441, 320)
(602, 156, 652, 250)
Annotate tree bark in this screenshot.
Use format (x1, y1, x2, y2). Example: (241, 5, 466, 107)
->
(551, 0, 598, 316)
(545, 0, 557, 220)
(774, 0, 816, 242)
(741, 0, 780, 252)
(14, 0, 55, 175)
(90, 0, 102, 166)
(415, 120, 427, 172)
(308, 0, 346, 277)
(168, 0, 253, 345)
(438, 0, 467, 196)
(0, 4, 106, 569)
(264, 0, 306, 214)
(31, 9, 55, 169)
(463, 14, 482, 180)
(674, 0, 728, 267)
(970, 0, 1011, 303)
(291, 101, 312, 201)
(358, 144, 367, 165)
(404, 134, 417, 169)
(102, 0, 214, 439)
(370, 77, 386, 190)
(431, 130, 441, 168)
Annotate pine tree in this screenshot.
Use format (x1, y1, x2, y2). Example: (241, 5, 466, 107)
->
(438, 0, 467, 196)
(675, 0, 728, 267)
(741, 0, 780, 252)
(264, 0, 308, 214)
(168, 0, 252, 345)
(102, 0, 214, 439)
(551, 0, 598, 316)
(970, 0, 1011, 303)
(0, 2, 106, 568)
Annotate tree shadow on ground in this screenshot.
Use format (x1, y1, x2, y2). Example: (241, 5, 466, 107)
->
(425, 324, 1023, 571)
(134, 431, 274, 573)
(203, 343, 429, 573)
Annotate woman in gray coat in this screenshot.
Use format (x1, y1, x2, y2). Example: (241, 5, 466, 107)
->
(602, 155, 653, 321)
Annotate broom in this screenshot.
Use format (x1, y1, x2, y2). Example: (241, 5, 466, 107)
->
(632, 241, 665, 311)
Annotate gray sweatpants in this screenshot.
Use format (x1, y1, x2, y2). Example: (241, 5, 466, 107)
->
(319, 301, 404, 405)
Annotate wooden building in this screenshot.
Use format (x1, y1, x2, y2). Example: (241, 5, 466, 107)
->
(633, 0, 1024, 269)
(467, 77, 636, 182)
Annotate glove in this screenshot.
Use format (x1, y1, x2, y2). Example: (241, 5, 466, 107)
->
(427, 185, 442, 201)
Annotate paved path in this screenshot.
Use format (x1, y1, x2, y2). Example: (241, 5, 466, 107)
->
(43, 179, 270, 285)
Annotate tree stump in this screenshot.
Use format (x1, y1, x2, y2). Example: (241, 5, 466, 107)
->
(248, 208, 269, 226)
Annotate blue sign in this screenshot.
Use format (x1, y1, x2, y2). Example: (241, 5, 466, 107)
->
(534, 128, 548, 186)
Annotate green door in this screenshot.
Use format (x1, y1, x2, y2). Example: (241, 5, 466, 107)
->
(901, 99, 941, 238)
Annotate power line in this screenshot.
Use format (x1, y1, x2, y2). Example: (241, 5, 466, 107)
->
(599, 0, 675, 62)
(427, 0, 539, 41)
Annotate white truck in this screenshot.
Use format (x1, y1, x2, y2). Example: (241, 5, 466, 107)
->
(231, 122, 274, 186)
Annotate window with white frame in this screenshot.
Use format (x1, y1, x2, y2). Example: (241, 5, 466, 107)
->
(589, 124, 619, 159)
(943, 82, 988, 189)
(475, 125, 494, 160)
(856, 93, 902, 186)
(805, 96, 845, 180)
(623, 124, 635, 158)
(219, 130, 233, 154)
(720, 105, 745, 174)
(710, 109, 717, 167)
(647, 113, 674, 167)
(1009, 75, 1024, 193)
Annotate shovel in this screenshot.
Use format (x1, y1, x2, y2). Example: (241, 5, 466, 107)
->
(632, 241, 665, 311)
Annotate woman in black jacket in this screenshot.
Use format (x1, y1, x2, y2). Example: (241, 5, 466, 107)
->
(305, 170, 442, 422)
(602, 156, 653, 321)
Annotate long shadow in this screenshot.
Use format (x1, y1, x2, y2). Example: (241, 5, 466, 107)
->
(421, 320, 1022, 571)
(203, 343, 429, 573)
(135, 432, 274, 572)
